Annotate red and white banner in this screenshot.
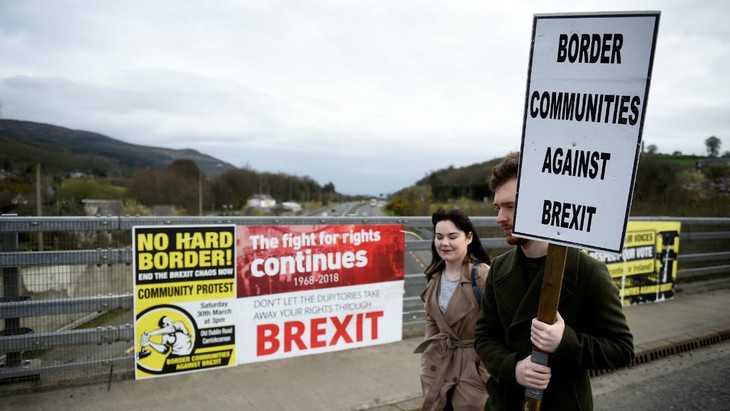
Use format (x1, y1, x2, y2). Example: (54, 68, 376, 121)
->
(234, 224, 405, 363)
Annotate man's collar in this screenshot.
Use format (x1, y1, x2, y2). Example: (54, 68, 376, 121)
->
(520, 240, 549, 258)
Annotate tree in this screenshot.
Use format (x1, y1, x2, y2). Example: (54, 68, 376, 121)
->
(57, 178, 120, 201)
(322, 182, 337, 202)
(633, 155, 679, 204)
(212, 168, 258, 210)
(127, 170, 162, 205)
(705, 136, 721, 157)
(126, 160, 202, 214)
(646, 144, 658, 154)
(167, 159, 200, 179)
(322, 182, 336, 193)
(165, 160, 201, 214)
(385, 185, 432, 216)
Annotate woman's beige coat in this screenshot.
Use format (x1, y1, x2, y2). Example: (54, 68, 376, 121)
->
(414, 259, 490, 411)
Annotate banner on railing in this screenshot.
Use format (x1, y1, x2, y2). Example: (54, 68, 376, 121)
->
(132, 223, 405, 378)
(234, 224, 405, 364)
(133, 225, 237, 379)
(587, 220, 681, 305)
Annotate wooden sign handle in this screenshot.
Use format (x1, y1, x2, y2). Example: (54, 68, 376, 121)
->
(523, 243, 568, 411)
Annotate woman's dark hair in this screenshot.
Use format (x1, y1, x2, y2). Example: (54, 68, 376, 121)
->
(424, 208, 492, 281)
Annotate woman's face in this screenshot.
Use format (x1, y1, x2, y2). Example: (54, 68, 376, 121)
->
(434, 219, 472, 264)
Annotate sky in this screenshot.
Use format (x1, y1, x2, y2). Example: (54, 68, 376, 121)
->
(0, 1, 728, 196)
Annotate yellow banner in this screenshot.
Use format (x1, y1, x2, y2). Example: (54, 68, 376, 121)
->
(588, 221, 681, 305)
(133, 225, 237, 379)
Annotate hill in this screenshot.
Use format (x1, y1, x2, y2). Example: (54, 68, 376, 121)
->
(413, 157, 503, 201)
(389, 151, 729, 217)
(0, 119, 236, 178)
(0, 119, 345, 216)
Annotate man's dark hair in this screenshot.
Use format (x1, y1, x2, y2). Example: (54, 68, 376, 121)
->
(489, 152, 520, 192)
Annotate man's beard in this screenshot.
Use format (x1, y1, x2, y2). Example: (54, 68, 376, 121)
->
(506, 234, 528, 246)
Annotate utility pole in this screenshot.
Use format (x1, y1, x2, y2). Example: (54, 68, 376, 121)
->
(198, 169, 203, 216)
(36, 162, 43, 250)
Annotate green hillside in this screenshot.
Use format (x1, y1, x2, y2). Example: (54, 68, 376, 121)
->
(0, 119, 236, 178)
(387, 152, 730, 217)
(0, 119, 343, 216)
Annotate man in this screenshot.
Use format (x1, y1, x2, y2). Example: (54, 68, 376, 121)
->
(474, 152, 634, 410)
(139, 315, 194, 358)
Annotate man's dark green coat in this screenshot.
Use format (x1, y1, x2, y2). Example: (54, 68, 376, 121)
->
(474, 247, 634, 410)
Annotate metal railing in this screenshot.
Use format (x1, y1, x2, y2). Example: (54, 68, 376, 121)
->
(1, 214, 729, 393)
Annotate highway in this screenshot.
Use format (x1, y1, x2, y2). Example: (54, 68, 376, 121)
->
(323, 201, 429, 328)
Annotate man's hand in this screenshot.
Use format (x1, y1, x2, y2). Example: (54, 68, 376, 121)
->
(516, 355, 551, 390)
(530, 312, 565, 353)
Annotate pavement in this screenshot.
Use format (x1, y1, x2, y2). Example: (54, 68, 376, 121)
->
(3, 279, 730, 411)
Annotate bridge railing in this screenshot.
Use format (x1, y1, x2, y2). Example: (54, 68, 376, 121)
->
(1, 215, 728, 392)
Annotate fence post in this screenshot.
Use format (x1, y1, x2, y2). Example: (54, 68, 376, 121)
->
(1, 214, 34, 373)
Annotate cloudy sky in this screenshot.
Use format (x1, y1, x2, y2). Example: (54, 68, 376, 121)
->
(1, 1, 728, 195)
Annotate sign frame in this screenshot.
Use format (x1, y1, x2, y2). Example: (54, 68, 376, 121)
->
(513, 11, 661, 254)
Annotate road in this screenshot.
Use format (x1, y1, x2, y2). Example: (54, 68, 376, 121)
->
(593, 339, 730, 410)
(319, 200, 381, 217)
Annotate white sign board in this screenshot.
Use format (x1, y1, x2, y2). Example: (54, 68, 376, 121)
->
(513, 11, 660, 254)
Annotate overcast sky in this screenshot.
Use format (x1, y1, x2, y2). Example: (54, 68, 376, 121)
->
(1, 1, 728, 195)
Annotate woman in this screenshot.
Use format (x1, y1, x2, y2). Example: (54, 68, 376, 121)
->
(415, 208, 492, 411)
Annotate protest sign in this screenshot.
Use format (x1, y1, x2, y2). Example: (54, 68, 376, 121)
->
(513, 12, 660, 253)
(133, 225, 236, 379)
(234, 224, 405, 363)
